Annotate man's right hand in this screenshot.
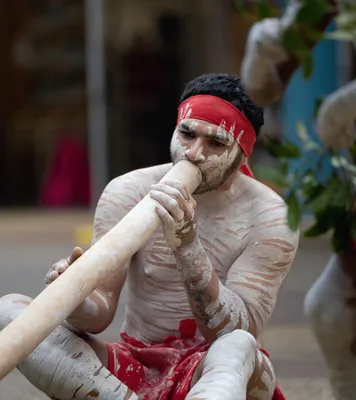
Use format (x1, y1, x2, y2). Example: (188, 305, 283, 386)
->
(44, 247, 83, 286)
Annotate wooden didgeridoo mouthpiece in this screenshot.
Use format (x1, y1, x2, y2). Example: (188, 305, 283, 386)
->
(0, 160, 202, 380)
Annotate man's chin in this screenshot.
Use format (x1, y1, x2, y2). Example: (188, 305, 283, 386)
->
(193, 182, 219, 195)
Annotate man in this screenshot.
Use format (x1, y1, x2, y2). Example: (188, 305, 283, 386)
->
(0, 73, 299, 400)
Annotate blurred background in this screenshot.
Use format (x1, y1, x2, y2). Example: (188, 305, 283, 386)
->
(0, 0, 290, 209)
(0, 0, 355, 399)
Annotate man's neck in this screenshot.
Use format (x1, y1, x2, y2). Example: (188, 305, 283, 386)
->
(217, 169, 240, 193)
(194, 170, 247, 206)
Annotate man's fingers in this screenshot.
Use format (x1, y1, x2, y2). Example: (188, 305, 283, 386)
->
(150, 183, 195, 221)
(154, 205, 175, 230)
(52, 259, 68, 274)
(159, 180, 189, 200)
(68, 247, 83, 265)
(189, 194, 197, 210)
(150, 190, 184, 221)
(151, 183, 187, 204)
(44, 270, 59, 285)
(154, 205, 179, 249)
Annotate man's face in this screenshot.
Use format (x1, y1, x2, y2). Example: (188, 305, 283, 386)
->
(170, 118, 243, 194)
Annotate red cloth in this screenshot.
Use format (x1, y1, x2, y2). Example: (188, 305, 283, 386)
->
(240, 163, 254, 179)
(106, 319, 285, 399)
(177, 95, 256, 156)
(40, 136, 90, 207)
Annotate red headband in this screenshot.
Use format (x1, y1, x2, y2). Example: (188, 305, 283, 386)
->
(177, 95, 256, 157)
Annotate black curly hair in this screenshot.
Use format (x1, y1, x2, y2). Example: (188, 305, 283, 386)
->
(180, 73, 264, 136)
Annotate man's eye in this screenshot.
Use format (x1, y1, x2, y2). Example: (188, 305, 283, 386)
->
(211, 141, 225, 148)
(180, 130, 194, 138)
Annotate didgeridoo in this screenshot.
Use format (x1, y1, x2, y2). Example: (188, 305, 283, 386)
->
(0, 160, 202, 380)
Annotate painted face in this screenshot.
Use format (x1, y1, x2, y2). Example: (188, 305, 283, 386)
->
(170, 118, 244, 194)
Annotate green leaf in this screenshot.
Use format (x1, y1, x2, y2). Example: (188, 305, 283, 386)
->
(296, 121, 309, 142)
(281, 159, 289, 175)
(282, 27, 308, 53)
(304, 220, 331, 237)
(301, 175, 323, 199)
(297, 50, 314, 79)
(331, 182, 353, 209)
(313, 97, 324, 117)
(303, 27, 325, 43)
(253, 165, 289, 188)
(295, 121, 323, 152)
(254, 1, 279, 19)
(296, 2, 328, 25)
(303, 206, 345, 238)
(281, 26, 315, 78)
(304, 181, 337, 213)
(349, 145, 356, 158)
(266, 139, 301, 158)
(303, 140, 323, 152)
(286, 190, 301, 231)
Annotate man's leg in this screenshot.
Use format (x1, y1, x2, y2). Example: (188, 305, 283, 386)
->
(186, 330, 276, 400)
(0, 294, 137, 400)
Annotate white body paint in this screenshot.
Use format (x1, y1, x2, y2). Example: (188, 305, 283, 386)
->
(0, 114, 297, 398)
(186, 330, 256, 400)
(170, 119, 243, 194)
(0, 295, 136, 400)
(304, 255, 356, 399)
(87, 141, 297, 400)
(176, 241, 214, 291)
(206, 283, 249, 334)
(92, 156, 298, 348)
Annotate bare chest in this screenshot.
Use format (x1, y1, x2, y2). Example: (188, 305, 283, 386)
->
(130, 206, 253, 284)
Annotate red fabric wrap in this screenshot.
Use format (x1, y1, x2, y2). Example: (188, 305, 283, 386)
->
(177, 95, 256, 157)
(106, 319, 286, 399)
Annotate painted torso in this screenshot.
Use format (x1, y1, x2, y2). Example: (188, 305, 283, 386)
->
(96, 163, 289, 344)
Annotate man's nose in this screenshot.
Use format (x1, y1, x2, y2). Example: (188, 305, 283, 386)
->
(185, 139, 206, 163)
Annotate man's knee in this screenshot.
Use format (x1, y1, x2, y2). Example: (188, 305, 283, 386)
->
(0, 293, 32, 306)
(0, 294, 32, 329)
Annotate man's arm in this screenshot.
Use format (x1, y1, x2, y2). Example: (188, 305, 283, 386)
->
(173, 196, 299, 343)
(65, 173, 144, 333)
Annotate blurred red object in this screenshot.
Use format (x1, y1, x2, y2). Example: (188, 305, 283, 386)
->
(40, 136, 90, 207)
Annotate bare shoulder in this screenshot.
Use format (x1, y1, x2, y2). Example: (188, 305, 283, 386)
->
(93, 163, 172, 243)
(242, 175, 299, 247)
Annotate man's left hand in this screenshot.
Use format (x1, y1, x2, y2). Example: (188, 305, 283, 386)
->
(150, 180, 197, 250)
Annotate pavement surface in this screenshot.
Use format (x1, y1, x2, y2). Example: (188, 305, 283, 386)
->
(0, 210, 335, 399)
